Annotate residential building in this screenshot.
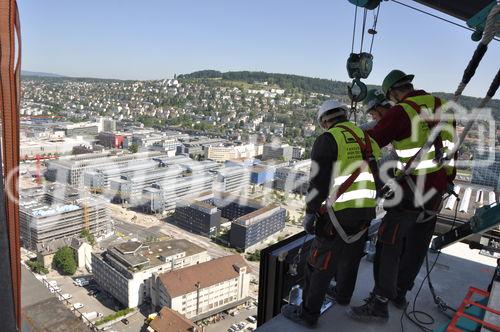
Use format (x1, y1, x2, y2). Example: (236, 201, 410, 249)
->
(152, 255, 250, 320)
(92, 239, 209, 308)
(229, 204, 286, 251)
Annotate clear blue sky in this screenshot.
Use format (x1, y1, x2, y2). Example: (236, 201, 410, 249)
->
(20, 0, 499, 97)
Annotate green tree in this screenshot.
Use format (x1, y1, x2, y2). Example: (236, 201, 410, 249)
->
(128, 143, 139, 153)
(53, 246, 77, 275)
(27, 259, 49, 274)
(80, 229, 95, 245)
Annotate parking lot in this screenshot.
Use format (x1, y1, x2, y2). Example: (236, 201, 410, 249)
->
(41, 274, 119, 324)
(205, 307, 257, 332)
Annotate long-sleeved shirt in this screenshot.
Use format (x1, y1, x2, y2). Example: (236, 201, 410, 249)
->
(367, 90, 448, 193)
(306, 119, 375, 221)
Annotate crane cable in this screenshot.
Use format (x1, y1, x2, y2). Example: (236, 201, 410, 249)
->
(349, 4, 381, 123)
(390, 0, 500, 42)
(391, 4, 500, 181)
(444, 3, 500, 160)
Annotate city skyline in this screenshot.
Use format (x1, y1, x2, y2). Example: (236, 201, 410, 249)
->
(20, 0, 499, 98)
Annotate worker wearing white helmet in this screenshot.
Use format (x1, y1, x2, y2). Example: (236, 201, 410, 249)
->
(316, 99, 349, 128)
(282, 99, 381, 328)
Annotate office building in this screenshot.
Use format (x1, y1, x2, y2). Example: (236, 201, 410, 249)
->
(152, 255, 250, 320)
(292, 146, 305, 160)
(274, 160, 311, 195)
(262, 143, 293, 162)
(471, 149, 500, 190)
(205, 143, 260, 163)
(45, 151, 169, 188)
(214, 166, 251, 194)
(172, 199, 222, 237)
(142, 172, 216, 213)
(250, 165, 275, 185)
(109, 166, 183, 205)
(92, 239, 209, 308)
(230, 204, 286, 251)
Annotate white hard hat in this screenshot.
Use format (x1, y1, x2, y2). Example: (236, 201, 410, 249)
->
(317, 100, 348, 126)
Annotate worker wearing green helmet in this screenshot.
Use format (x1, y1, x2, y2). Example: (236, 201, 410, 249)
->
(348, 70, 457, 323)
(363, 88, 392, 122)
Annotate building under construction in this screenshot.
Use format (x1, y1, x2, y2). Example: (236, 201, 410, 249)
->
(19, 186, 110, 252)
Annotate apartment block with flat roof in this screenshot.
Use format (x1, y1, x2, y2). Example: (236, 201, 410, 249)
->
(92, 239, 209, 308)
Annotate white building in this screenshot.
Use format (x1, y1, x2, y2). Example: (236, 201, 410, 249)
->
(152, 255, 250, 320)
(205, 143, 261, 163)
(92, 239, 209, 308)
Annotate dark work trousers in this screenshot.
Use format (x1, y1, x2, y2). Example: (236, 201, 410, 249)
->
(373, 193, 442, 299)
(301, 218, 370, 322)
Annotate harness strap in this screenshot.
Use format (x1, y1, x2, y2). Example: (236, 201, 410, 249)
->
(399, 98, 444, 173)
(325, 124, 374, 243)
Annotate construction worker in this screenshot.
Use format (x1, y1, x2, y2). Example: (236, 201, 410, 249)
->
(348, 70, 456, 322)
(282, 100, 381, 328)
(364, 88, 392, 122)
(359, 88, 393, 131)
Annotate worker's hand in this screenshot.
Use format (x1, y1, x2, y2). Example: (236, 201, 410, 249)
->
(302, 213, 317, 235)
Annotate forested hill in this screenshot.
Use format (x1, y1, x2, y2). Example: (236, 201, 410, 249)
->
(179, 70, 500, 117)
(178, 70, 350, 95)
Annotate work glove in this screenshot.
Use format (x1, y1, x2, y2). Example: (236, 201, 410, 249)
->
(302, 213, 317, 235)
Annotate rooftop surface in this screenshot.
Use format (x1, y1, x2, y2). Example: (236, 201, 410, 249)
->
(149, 307, 196, 332)
(256, 242, 497, 332)
(21, 267, 91, 332)
(234, 204, 282, 226)
(159, 254, 248, 298)
(106, 239, 207, 271)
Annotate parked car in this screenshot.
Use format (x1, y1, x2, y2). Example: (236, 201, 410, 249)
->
(59, 293, 72, 301)
(81, 312, 103, 320)
(87, 289, 99, 296)
(121, 318, 129, 325)
(238, 322, 246, 329)
(246, 327, 255, 332)
(230, 323, 239, 330)
(73, 278, 90, 287)
(49, 286, 61, 294)
(73, 303, 84, 310)
(247, 316, 257, 323)
(227, 328, 235, 332)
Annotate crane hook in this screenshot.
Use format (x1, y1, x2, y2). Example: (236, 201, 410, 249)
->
(348, 78, 368, 103)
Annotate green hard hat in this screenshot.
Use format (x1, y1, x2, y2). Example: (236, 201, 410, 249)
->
(382, 69, 415, 96)
(363, 88, 389, 112)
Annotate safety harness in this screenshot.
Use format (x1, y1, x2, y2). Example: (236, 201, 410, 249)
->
(324, 124, 382, 243)
(388, 96, 448, 223)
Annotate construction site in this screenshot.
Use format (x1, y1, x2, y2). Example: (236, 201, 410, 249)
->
(19, 184, 111, 252)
